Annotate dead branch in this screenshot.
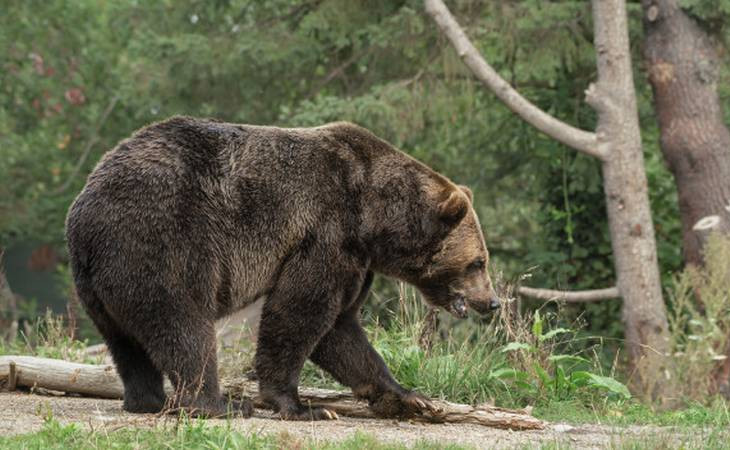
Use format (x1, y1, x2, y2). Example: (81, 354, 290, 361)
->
(0, 355, 545, 430)
(423, 0, 603, 160)
(518, 286, 620, 302)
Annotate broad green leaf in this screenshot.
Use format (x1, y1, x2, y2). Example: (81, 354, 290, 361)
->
(583, 373, 632, 399)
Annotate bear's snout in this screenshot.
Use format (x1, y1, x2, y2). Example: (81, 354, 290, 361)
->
(489, 295, 501, 310)
(466, 293, 501, 315)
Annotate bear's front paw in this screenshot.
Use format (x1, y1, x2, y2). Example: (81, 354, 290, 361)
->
(279, 405, 339, 421)
(401, 391, 441, 415)
(369, 390, 441, 418)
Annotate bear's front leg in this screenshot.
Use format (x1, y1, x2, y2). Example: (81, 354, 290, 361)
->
(254, 247, 366, 420)
(309, 271, 440, 419)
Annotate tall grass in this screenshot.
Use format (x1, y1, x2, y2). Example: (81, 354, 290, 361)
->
(300, 281, 628, 408)
(665, 233, 730, 403)
(0, 309, 101, 363)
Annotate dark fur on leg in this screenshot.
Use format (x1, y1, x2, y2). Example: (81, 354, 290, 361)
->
(309, 271, 437, 418)
(255, 247, 366, 420)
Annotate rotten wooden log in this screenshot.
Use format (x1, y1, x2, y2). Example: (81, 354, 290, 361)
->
(0, 355, 546, 430)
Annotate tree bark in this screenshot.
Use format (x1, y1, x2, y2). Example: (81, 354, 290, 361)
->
(587, 0, 670, 400)
(425, 0, 670, 399)
(641, 0, 730, 266)
(0, 355, 546, 430)
(641, 0, 730, 394)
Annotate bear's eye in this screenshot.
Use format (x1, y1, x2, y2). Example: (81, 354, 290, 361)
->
(468, 258, 485, 272)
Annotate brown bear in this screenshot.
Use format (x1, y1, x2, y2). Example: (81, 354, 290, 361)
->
(65, 116, 500, 420)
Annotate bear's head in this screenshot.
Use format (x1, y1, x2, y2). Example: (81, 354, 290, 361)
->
(416, 185, 501, 318)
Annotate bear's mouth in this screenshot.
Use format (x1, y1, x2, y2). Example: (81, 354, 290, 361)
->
(447, 295, 468, 319)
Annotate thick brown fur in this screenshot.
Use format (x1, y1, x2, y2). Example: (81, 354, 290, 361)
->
(66, 116, 499, 420)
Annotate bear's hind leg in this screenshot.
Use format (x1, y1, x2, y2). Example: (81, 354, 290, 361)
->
(80, 294, 165, 413)
(108, 335, 167, 413)
(141, 314, 252, 418)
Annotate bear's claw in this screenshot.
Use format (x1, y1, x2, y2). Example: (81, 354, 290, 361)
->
(279, 406, 338, 421)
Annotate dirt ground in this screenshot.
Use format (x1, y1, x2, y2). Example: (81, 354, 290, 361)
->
(0, 392, 712, 449)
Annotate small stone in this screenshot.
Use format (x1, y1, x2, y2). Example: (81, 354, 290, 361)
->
(553, 424, 575, 433)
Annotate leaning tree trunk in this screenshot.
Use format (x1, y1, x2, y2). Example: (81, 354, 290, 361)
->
(425, 0, 670, 399)
(642, 0, 730, 268)
(642, 0, 730, 395)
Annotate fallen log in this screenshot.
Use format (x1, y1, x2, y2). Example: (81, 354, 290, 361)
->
(0, 355, 123, 398)
(0, 355, 546, 430)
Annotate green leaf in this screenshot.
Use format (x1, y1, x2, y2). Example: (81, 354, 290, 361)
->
(538, 328, 571, 342)
(500, 342, 532, 353)
(533, 363, 552, 387)
(532, 310, 543, 338)
(548, 354, 589, 365)
(488, 368, 528, 380)
(575, 372, 632, 399)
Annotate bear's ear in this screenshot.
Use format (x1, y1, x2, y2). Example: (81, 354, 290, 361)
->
(458, 185, 473, 203)
(438, 189, 468, 226)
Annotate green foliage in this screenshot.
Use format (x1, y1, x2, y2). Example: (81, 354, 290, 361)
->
(498, 309, 630, 402)
(680, 0, 730, 28)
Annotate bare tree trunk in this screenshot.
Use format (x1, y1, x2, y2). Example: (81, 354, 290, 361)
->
(425, 0, 670, 399)
(641, 0, 730, 394)
(587, 0, 670, 399)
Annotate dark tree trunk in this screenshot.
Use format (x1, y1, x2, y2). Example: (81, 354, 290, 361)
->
(642, 0, 730, 395)
(642, 0, 730, 268)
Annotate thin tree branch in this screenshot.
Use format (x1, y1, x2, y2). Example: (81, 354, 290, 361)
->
(424, 0, 604, 160)
(54, 96, 119, 195)
(518, 286, 620, 302)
